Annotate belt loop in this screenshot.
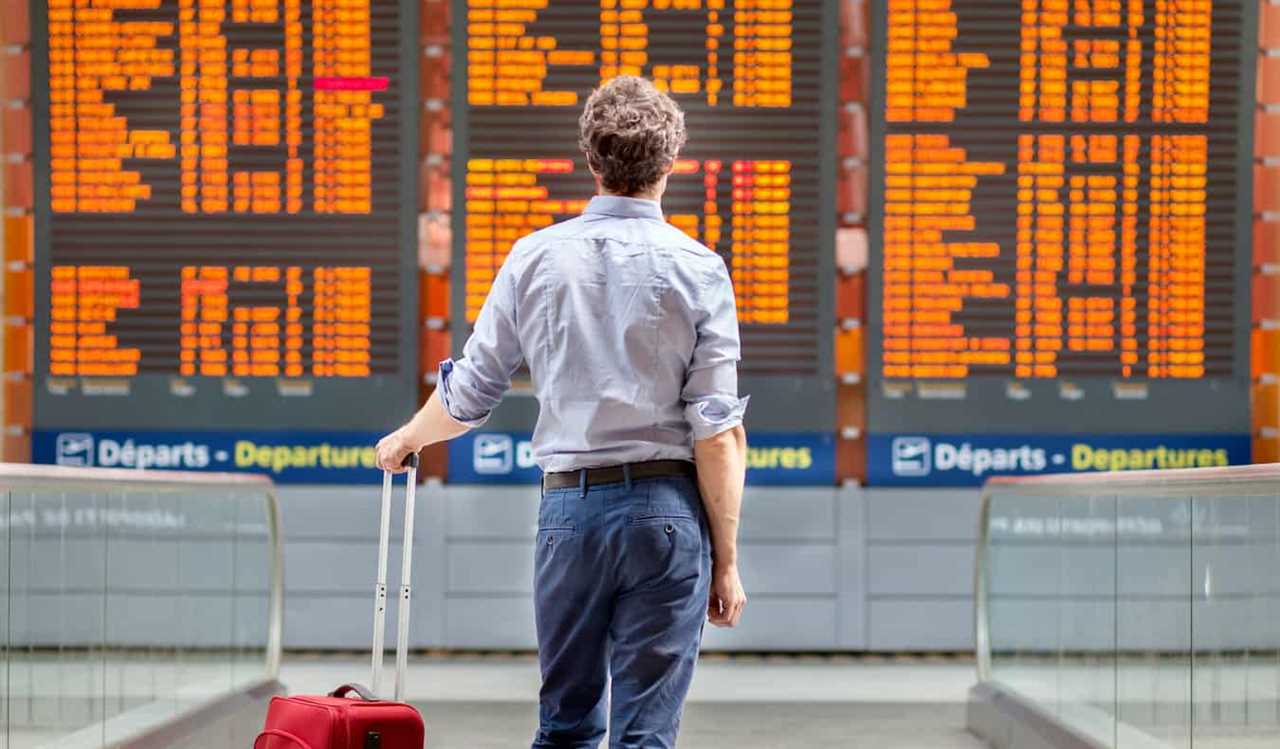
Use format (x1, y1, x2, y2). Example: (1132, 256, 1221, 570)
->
(623, 463, 633, 492)
(578, 468, 588, 498)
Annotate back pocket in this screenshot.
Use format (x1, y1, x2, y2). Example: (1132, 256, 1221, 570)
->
(630, 477, 699, 524)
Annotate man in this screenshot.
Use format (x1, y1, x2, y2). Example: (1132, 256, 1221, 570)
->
(375, 75, 747, 748)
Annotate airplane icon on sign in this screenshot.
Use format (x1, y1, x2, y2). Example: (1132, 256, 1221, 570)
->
(891, 437, 931, 477)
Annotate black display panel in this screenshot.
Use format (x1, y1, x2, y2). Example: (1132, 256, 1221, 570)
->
(451, 0, 838, 434)
(867, 0, 1255, 435)
(30, 0, 419, 431)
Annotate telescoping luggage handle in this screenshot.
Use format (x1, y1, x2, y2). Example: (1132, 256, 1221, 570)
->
(370, 452, 419, 702)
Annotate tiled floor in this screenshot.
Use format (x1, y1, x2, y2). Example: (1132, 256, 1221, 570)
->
(279, 653, 981, 704)
(413, 700, 985, 748)
(282, 654, 988, 748)
(12, 653, 1280, 747)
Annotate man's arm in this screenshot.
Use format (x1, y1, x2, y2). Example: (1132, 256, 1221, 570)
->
(376, 246, 524, 471)
(694, 423, 747, 628)
(683, 260, 749, 627)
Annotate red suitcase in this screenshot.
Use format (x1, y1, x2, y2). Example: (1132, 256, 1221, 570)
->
(256, 455, 427, 749)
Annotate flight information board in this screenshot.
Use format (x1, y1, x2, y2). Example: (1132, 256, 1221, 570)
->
(450, 0, 838, 448)
(866, 0, 1255, 468)
(29, 0, 419, 457)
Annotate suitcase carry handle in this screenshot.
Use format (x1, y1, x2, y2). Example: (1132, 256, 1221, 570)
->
(330, 683, 376, 701)
(371, 452, 419, 702)
(254, 729, 313, 749)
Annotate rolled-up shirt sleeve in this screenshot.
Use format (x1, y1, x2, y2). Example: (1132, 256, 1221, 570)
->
(682, 261, 750, 441)
(437, 250, 523, 427)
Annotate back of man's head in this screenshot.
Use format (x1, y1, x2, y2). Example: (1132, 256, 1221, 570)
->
(579, 76, 687, 198)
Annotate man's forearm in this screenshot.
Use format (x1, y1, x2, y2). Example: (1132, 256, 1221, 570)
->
(403, 390, 471, 448)
(693, 425, 747, 565)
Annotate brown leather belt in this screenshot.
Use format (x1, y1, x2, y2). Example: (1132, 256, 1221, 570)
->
(542, 459, 696, 492)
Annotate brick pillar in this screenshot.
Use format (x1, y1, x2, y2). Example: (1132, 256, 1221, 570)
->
(418, 0, 452, 479)
(1, 2, 32, 462)
(835, 0, 868, 483)
(1256, 0, 1280, 462)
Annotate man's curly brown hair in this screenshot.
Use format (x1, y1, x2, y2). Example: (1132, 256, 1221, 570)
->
(579, 76, 687, 197)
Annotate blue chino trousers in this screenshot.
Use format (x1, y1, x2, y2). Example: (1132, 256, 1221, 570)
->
(531, 472, 712, 748)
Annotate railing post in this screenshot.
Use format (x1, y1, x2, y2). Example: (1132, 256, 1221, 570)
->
(265, 488, 285, 681)
(974, 485, 993, 684)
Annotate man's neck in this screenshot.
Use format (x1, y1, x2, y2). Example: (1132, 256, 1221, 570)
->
(601, 190, 662, 203)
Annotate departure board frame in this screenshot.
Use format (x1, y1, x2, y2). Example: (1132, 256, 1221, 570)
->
(29, 0, 421, 434)
(866, 0, 1257, 437)
(448, 0, 839, 439)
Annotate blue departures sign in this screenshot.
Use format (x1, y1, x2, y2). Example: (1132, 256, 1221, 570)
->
(33, 430, 386, 484)
(866, 434, 1252, 487)
(34, 430, 838, 486)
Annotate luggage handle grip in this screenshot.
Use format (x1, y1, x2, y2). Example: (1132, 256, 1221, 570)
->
(330, 683, 377, 701)
(254, 729, 313, 749)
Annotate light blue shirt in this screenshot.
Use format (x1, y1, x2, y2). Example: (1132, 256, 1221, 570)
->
(439, 195, 749, 472)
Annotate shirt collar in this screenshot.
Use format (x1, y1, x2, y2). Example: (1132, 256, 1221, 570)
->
(583, 195, 664, 221)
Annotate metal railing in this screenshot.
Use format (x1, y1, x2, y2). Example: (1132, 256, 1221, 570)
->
(971, 464, 1280, 748)
(2, 464, 284, 748)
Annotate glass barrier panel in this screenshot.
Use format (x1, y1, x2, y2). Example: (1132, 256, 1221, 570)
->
(1115, 494, 1191, 748)
(8, 487, 110, 748)
(1, 471, 279, 749)
(987, 491, 1100, 716)
(1190, 493, 1280, 746)
(173, 488, 237, 712)
(977, 469, 1280, 749)
(151, 486, 185, 724)
(1057, 493, 1117, 746)
(232, 490, 272, 689)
